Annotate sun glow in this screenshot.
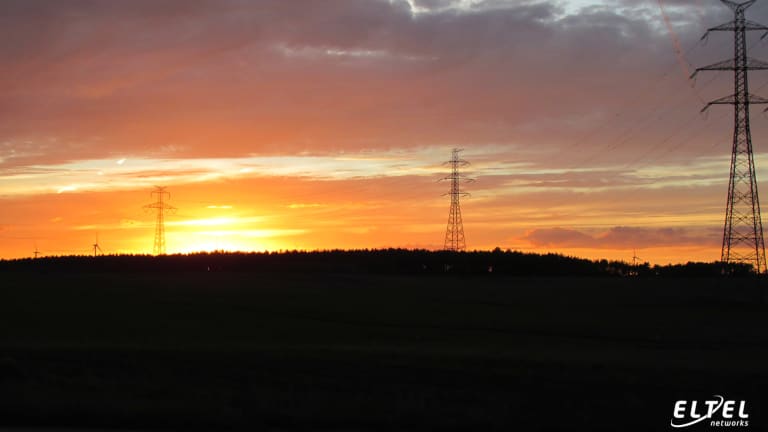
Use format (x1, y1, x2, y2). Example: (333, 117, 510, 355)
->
(168, 229, 304, 254)
(160, 206, 308, 254)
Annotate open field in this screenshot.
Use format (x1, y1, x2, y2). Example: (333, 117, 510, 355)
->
(1, 271, 767, 431)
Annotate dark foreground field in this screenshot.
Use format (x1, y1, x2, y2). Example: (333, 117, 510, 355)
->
(1, 271, 767, 431)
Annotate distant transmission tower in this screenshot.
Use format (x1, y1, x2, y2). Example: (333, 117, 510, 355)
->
(442, 148, 473, 251)
(692, 0, 768, 273)
(144, 186, 176, 255)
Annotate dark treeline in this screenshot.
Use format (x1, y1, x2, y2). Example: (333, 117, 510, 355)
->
(0, 248, 756, 277)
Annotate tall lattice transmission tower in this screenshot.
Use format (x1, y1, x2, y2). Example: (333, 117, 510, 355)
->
(692, 0, 768, 273)
(442, 148, 473, 251)
(143, 186, 176, 255)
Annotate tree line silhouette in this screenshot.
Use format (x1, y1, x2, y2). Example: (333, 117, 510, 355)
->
(0, 248, 755, 277)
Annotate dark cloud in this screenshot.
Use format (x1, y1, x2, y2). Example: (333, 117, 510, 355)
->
(523, 225, 718, 249)
(0, 0, 766, 228)
(0, 0, 744, 167)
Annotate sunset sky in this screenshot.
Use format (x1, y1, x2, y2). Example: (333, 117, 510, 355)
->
(3, 0, 768, 264)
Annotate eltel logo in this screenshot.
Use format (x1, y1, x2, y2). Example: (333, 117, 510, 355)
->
(671, 395, 749, 428)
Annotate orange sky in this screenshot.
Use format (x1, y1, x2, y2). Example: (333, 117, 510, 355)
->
(2, 0, 768, 265)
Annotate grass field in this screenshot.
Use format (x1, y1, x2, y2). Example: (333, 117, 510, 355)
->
(1, 272, 766, 430)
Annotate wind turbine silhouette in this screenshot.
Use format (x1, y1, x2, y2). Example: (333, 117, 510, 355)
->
(631, 249, 641, 275)
(93, 233, 102, 257)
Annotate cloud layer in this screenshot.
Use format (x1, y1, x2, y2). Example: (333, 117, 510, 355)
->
(523, 226, 718, 249)
(1, 0, 759, 166)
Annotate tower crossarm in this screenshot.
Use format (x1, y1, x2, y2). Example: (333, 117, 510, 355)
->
(441, 160, 471, 168)
(691, 57, 768, 78)
(441, 174, 474, 182)
(702, 19, 768, 36)
(442, 191, 471, 197)
(143, 202, 177, 211)
(701, 93, 768, 112)
(719, 0, 757, 12)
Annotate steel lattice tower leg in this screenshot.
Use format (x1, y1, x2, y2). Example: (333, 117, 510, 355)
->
(693, 0, 768, 273)
(154, 196, 165, 255)
(144, 186, 176, 255)
(442, 149, 472, 251)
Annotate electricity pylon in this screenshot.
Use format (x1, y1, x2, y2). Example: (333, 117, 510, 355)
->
(692, 0, 768, 273)
(442, 148, 473, 251)
(144, 186, 176, 255)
